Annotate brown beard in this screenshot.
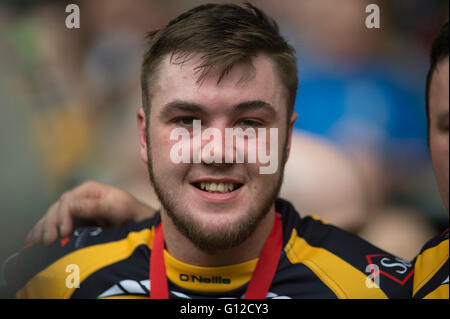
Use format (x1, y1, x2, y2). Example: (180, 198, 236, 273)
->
(146, 134, 287, 254)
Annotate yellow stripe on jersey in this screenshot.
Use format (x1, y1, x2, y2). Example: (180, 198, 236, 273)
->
(16, 228, 155, 299)
(423, 284, 449, 299)
(164, 250, 258, 293)
(284, 229, 387, 299)
(310, 215, 328, 224)
(100, 295, 150, 299)
(413, 239, 449, 297)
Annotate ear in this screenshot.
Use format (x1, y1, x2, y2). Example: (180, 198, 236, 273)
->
(137, 107, 149, 163)
(285, 111, 298, 162)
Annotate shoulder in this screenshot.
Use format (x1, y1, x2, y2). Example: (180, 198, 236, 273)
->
(277, 198, 413, 299)
(1, 214, 160, 298)
(412, 229, 449, 299)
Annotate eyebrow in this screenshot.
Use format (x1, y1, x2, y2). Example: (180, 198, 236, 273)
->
(159, 99, 277, 119)
(231, 100, 277, 118)
(159, 101, 207, 120)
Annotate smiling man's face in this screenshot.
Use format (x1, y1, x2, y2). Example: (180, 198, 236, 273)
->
(138, 53, 295, 252)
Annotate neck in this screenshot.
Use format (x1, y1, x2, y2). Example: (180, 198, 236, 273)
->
(160, 206, 275, 267)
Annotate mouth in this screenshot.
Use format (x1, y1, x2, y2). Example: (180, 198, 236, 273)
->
(191, 181, 244, 194)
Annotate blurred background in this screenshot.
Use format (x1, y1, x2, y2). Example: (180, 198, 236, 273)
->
(0, 0, 448, 265)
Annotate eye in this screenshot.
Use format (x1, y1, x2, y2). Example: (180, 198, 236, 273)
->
(235, 119, 264, 128)
(173, 117, 199, 127)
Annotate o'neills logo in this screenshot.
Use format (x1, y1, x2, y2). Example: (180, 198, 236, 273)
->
(179, 273, 231, 284)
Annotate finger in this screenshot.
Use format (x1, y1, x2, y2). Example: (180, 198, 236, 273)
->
(59, 198, 110, 236)
(56, 182, 102, 235)
(69, 198, 109, 220)
(28, 200, 59, 245)
(42, 201, 63, 246)
(59, 181, 111, 232)
(57, 199, 83, 238)
(25, 228, 34, 244)
(30, 217, 46, 245)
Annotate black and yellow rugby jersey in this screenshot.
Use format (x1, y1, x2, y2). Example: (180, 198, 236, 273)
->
(1, 199, 414, 299)
(412, 229, 449, 299)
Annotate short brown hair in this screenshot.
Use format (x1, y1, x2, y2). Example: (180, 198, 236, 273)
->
(141, 2, 298, 126)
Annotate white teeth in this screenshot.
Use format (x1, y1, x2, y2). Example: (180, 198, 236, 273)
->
(199, 182, 238, 193)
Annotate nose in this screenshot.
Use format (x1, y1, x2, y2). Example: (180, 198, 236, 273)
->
(199, 122, 232, 166)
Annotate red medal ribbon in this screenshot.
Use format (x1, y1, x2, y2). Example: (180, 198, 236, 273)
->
(150, 213, 283, 299)
(243, 213, 283, 298)
(150, 223, 169, 299)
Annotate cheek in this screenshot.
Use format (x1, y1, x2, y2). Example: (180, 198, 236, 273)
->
(252, 128, 284, 166)
(431, 137, 449, 179)
(149, 128, 177, 167)
(150, 127, 194, 182)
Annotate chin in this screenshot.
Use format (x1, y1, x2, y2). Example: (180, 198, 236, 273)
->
(193, 207, 249, 228)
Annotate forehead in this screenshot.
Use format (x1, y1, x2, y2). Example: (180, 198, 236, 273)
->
(151, 53, 285, 115)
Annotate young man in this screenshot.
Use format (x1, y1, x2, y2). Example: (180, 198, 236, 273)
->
(411, 21, 449, 299)
(1, 3, 413, 299)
